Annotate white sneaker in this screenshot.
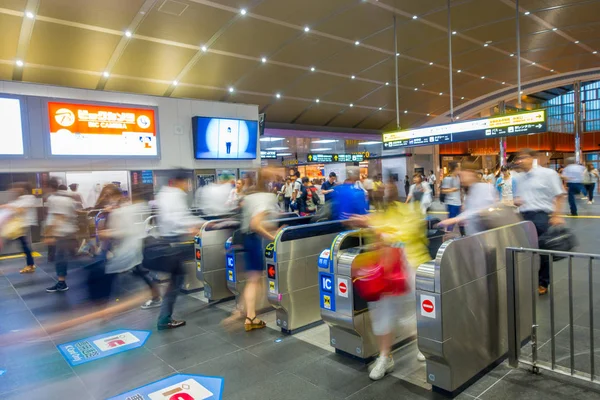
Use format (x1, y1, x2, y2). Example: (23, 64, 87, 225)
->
(369, 355, 394, 380)
(588, 201, 593, 205)
(141, 298, 163, 309)
(581, 196, 588, 200)
(417, 351, 426, 362)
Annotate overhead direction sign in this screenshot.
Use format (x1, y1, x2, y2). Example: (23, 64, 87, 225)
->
(382, 110, 547, 149)
(307, 153, 368, 163)
(260, 150, 277, 159)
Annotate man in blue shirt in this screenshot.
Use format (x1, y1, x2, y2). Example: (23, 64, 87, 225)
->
(321, 172, 337, 202)
(331, 168, 368, 220)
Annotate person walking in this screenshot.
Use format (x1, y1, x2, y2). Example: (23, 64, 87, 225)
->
(583, 164, 599, 204)
(405, 174, 432, 215)
(320, 172, 337, 203)
(428, 170, 437, 198)
(403, 175, 410, 198)
(495, 166, 515, 205)
(562, 158, 585, 216)
(513, 149, 565, 295)
(440, 162, 462, 232)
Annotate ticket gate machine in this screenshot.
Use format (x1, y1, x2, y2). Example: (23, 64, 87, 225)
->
(415, 221, 537, 393)
(225, 216, 312, 311)
(266, 221, 347, 333)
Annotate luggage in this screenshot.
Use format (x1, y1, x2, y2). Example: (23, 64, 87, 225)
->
(539, 225, 577, 261)
(352, 247, 410, 302)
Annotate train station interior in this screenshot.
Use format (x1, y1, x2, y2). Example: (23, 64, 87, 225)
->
(2, 0, 600, 399)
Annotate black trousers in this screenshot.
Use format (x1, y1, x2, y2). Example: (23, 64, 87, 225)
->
(521, 211, 551, 288)
(17, 236, 34, 266)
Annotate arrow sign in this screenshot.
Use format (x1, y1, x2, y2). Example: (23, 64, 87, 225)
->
(333, 155, 338, 161)
(58, 329, 151, 366)
(108, 374, 224, 400)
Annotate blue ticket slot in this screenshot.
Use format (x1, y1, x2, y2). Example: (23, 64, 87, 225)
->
(319, 272, 336, 311)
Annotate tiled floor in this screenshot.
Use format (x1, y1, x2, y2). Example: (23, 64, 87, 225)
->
(1, 214, 600, 399)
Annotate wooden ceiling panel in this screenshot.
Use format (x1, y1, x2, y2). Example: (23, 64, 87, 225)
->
(538, 2, 600, 28)
(327, 107, 375, 128)
(0, 62, 14, 81)
(236, 64, 306, 94)
(0, 0, 26, 12)
(453, 78, 503, 101)
(229, 94, 271, 110)
(271, 35, 348, 67)
(398, 66, 447, 88)
(0, 13, 20, 60)
(136, 2, 233, 46)
(359, 58, 397, 82)
(283, 73, 348, 99)
(181, 53, 258, 87)
(211, 17, 299, 58)
(546, 53, 600, 74)
(322, 80, 382, 104)
(170, 85, 222, 101)
(112, 39, 196, 80)
(427, 0, 514, 31)
(104, 76, 170, 96)
(22, 67, 99, 89)
(317, 46, 389, 76)
(28, 21, 120, 71)
(355, 86, 394, 107)
(296, 103, 343, 126)
(519, 0, 583, 8)
(452, 48, 512, 71)
(252, 0, 352, 27)
(318, 4, 395, 40)
(356, 110, 394, 130)
(378, 0, 447, 17)
(263, 99, 311, 123)
(38, 0, 146, 31)
(403, 37, 449, 65)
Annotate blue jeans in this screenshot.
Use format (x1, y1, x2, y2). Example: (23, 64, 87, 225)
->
(446, 204, 461, 232)
(567, 182, 583, 215)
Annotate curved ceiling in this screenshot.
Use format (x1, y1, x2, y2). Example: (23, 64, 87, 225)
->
(1, 0, 598, 131)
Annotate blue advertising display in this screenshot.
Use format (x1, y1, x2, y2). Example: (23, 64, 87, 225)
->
(319, 272, 336, 311)
(192, 117, 258, 160)
(58, 329, 150, 366)
(108, 373, 224, 400)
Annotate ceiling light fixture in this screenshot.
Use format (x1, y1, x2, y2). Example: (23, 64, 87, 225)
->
(304, 26, 310, 32)
(378, 107, 382, 110)
(351, 75, 356, 79)
(550, 69, 555, 72)
(404, 110, 408, 114)
(481, 76, 485, 79)
(228, 87, 234, 93)
(414, 88, 418, 91)
(457, 69, 462, 73)
(484, 43, 489, 47)
(311, 147, 332, 151)
(510, 53, 515, 57)
(552, 28, 557, 31)
(267, 147, 289, 151)
(520, 91, 523, 94)
(240, 8, 247, 15)
(455, 116, 460, 119)
(125, 30, 132, 37)
(396, 53, 400, 56)
(259, 137, 284, 142)
(359, 141, 382, 145)
(426, 113, 430, 116)
(531, 62, 536, 65)
(452, 31, 457, 35)
(502, 81, 506, 84)
(276, 93, 281, 98)
(439, 92, 443, 95)
(524, 11, 530, 15)
(15, 59, 24, 67)
(355, 41, 360, 46)
(350, 103, 354, 107)
(412, 15, 418, 20)
(103, 71, 110, 77)
(173, 80, 178, 86)
(315, 98, 320, 103)
(25, 11, 34, 19)
(312, 139, 338, 144)
(277, 153, 292, 156)
(429, 62, 433, 65)
(310, 66, 315, 72)
(261, 57, 267, 63)
(201, 45, 207, 52)
(385, 82, 389, 86)
(594, 51, 598, 54)
(575, 40, 580, 44)
(461, 96, 465, 99)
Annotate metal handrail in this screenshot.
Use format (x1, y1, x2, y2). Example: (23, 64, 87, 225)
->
(506, 246, 600, 260)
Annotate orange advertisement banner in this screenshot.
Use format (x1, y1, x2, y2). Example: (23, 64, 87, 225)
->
(48, 102, 156, 136)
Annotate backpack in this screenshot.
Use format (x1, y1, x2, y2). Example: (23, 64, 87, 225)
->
(303, 186, 318, 211)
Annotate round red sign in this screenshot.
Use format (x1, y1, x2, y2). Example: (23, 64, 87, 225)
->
(422, 299, 434, 313)
(339, 281, 347, 294)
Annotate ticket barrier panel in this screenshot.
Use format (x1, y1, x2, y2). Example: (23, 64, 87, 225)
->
(415, 221, 537, 393)
(170, 236, 202, 294)
(195, 219, 240, 301)
(266, 221, 347, 333)
(225, 216, 312, 311)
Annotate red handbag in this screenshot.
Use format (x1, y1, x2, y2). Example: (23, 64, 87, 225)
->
(352, 247, 409, 302)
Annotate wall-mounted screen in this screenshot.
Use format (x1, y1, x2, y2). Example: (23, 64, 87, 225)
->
(0, 97, 25, 155)
(192, 117, 258, 160)
(48, 102, 158, 157)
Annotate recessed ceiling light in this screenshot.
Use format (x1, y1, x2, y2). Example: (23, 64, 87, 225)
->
(15, 59, 23, 67)
(173, 80, 178, 86)
(412, 15, 418, 19)
(456, 116, 460, 119)
(396, 53, 400, 56)
(484, 43, 489, 47)
(312, 139, 338, 144)
(228, 87, 234, 93)
(25, 11, 34, 19)
(439, 92, 443, 95)
(520, 91, 523, 94)
(351, 75, 356, 79)
(461, 96, 465, 99)
(310, 66, 315, 72)
(502, 81, 506, 84)
(429, 62, 433, 65)
(240, 8, 247, 15)
(261, 57, 267, 63)
(355, 41, 360, 46)
(125, 30, 132, 37)
(414, 88, 418, 91)
(524, 11, 530, 15)
(349, 103, 354, 107)
(532, 62, 536, 65)
(378, 107, 382, 110)
(277, 153, 292, 156)
(594, 51, 598, 54)
(575, 40, 580, 44)
(452, 31, 457, 35)
(550, 69, 555, 72)
(103, 71, 110, 77)
(426, 113, 430, 116)
(359, 141, 382, 145)
(481, 76, 485, 79)
(304, 26, 310, 32)
(552, 28, 557, 31)
(385, 82, 389, 86)
(315, 98, 320, 103)
(404, 110, 408, 114)
(276, 93, 281, 98)
(510, 53, 514, 57)
(267, 147, 289, 151)
(457, 69, 462, 73)
(201, 45, 207, 52)
(260, 137, 284, 142)
(311, 147, 332, 151)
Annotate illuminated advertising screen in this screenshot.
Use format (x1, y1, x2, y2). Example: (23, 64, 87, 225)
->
(192, 117, 258, 160)
(383, 110, 546, 149)
(48, 102, 158, 157)
(0, 97, 25, 155)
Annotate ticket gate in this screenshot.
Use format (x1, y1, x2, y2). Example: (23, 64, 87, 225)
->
(225, 216, 312, 311)
(416, 221, 537, 393)
(266, 221, 347, 333)
(194, 219, 240, 301)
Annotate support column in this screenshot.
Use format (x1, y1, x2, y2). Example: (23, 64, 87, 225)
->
(394, 16, 400, 129)
(574, 81, 581, 163)
(499, 101, 507, 166)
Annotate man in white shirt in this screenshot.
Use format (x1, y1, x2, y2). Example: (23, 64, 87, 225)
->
(428, 170, 437, 198)
(562, 158, 585, 216)
(290, 171, 303, 211)
(513, 149, 565, 295)
(151, 170, 205, 330)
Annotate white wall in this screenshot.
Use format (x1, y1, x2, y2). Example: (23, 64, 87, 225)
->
(0, 81, 260, 172)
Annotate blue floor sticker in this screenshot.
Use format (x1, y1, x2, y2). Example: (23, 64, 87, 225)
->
(108, 373, 224, 400)
(57, 329, 151, 366)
